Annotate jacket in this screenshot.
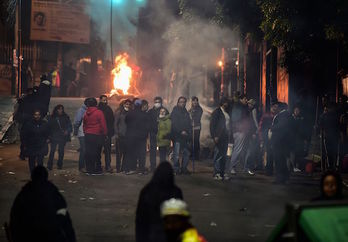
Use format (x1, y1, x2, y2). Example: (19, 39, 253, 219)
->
(189, 105, 203, 129)
(210, 107, 229, 141)
(98, 103, 115, 137)
(271, 109, 290, 147)
(136, 162, 183, 242)
(48, 114, 72, 143)
(114, 108, 128, 138)
(170, 106, 192, 145)
(148, 106, 169, 134)
(10, 180, 76, 242)
(83, 107, 107, 136)
(125, 108, 150, 139)
(157, 115, 171, 147)
(73, 104, 87, 137)
(21, 119, 49, 156)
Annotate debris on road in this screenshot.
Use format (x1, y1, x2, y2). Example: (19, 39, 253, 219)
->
(88, 197, 95, 200)
(7, 171, 15, 175)
(248, 234, 258, 238)
(59, 190, 65, 193)
(210, 222, 217, 227)
(264, 224, 276, 228)
(80, 197, 87, 201)
(203, 193, 211, 197)
(239, 207, 247, 212)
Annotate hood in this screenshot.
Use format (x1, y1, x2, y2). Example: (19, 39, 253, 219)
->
(86, 107, 98, 116)
(159, 114, 170, 121)
(81, 104, 87, 110)
(151, 161, 174, 188)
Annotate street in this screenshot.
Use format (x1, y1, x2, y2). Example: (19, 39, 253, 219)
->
(0, 139, 323, 242)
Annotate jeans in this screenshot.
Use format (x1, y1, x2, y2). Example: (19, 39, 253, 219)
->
(28, 154, 44, 173)
(103, 136, 112, 170)
(159, 146, 168, 162)
(78, 137, 85, 170)
(149, 133, 157, 170)
(172, 142, 190, 173)
(213, 138, 228, 176)
(191, 129, 201, 160)
(85, 134, 104, 173)
(228, 132, 247, 172)
(124, 137, 146, 172)
(273, 145, 289, 182)
(47, 141, 66, 169)
(115, 137, 126, 172)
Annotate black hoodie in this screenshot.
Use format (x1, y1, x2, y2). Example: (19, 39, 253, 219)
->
(135, 162, 183, 242)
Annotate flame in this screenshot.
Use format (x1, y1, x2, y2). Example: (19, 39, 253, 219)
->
(111, 53, 132, 95)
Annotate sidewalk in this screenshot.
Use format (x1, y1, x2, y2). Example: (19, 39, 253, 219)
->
(0, 96, 16, 142)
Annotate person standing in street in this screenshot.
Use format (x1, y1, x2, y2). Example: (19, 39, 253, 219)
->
(21, 109, 49, 173)
(270, 102, 291, 184)
(189, 96, 203, 160)
(83, 98, 107, 174)
(148, 97, 169, 171)
(124, 99, 150, 175)
(136, 162, 183, 242)
(47, 105, 72, 170)
(228, 94, 251, 175)
(157, 108, 172, 162)
(114, 99, 131, 173)
(73, 98, 88, 172)
(98, 95, 115, 172)
(210, 97, 230, 180)
(9, 166, 76, 242)
(170, 97, 192, 175)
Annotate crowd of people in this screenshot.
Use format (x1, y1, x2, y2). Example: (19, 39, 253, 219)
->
(14, 74, 348, 184)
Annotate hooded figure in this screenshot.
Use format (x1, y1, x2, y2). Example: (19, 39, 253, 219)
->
(136, 162, 183, 242)
(10, 166, 76, 242)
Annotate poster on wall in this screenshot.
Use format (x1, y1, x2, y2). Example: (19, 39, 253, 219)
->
(30, 0, 90, 44)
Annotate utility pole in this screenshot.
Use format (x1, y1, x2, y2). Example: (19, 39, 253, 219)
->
(110, 0, 113, 65)
(17, 0, 22, 97)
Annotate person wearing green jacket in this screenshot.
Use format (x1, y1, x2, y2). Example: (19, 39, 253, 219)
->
(157, 108, 172, 162)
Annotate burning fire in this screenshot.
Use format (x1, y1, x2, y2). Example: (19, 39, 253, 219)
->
(111, 53, 133, 95)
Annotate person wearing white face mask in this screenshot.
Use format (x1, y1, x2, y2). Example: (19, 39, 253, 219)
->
(114, 99, 132, 173)
(148, 97, 169, 171)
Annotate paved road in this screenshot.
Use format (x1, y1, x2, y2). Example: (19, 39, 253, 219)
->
(0, 143, 327, 242)
(0, 97, 344, 242)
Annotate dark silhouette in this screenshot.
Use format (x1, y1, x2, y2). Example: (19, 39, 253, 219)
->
(9, 166, 76, 242)
(136, 162, 183, 242)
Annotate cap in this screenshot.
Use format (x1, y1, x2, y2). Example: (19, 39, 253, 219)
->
(161, 198, 190, 217)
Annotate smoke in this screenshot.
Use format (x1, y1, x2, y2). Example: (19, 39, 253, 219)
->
(85, 0, 145, 59)
(138, 0, 239, 107)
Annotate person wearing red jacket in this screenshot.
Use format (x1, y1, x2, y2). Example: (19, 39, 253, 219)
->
(83, 97, 107, 174)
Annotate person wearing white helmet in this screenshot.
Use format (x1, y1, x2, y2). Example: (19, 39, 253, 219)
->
(161, 198, 207, 242)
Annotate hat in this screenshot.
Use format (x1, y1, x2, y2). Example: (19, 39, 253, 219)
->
(161, 198, 190, 217)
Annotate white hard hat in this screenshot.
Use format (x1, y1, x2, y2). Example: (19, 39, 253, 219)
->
(161, 198, 190, 217)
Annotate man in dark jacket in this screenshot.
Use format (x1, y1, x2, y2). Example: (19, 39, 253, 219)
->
(171, 97, 192, 175)
(148, 96, 169, 171)
(114, 99, 131, 172)
(228, 94, 251, 175)
(47, 105, 72, 170)
(10, 166, 76, 242)
(98, 95, 115, 172)
(189, 96, 203, 160)
(270, 102, 291, 183)
(210, 97, 230, 180)
(136, 161, 183, 242)
(83, 98, 107, 174)
(21, 109, 49, 173)
(124, 100, 150, 174)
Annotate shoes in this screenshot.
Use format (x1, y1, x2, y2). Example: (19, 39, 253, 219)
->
(293, 167, 301, 173)
(247, 169, 255, 175)
(181, 169, 191, 175)
(214, 174, 223, 180)
(230, 168, 237, 175)
(126, 170, 136, 175)
(105, 167, 113, 173)
(79, 168, 87, 173)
